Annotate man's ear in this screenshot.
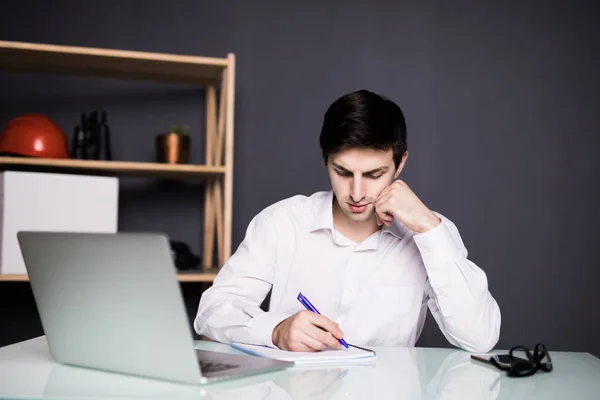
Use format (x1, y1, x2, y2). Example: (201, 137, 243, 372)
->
(394, 151, 408, 179)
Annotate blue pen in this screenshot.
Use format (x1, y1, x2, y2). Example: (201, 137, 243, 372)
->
(297, 292, 349, 349)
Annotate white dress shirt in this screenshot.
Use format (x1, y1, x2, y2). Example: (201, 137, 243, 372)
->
(194, 190, 501, 353)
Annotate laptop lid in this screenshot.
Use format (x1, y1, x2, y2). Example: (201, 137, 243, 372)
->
(17, 231, 204, 385)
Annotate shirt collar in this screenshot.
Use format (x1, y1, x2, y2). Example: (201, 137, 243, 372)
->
(308, 190, 335, 233)
(308, 190, 406, 245)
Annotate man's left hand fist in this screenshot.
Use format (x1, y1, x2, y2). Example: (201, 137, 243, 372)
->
(374, 180, 441, 234)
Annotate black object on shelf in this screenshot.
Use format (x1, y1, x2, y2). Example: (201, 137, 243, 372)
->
(97, 111, 112, 161)
(70, 110, 113, 161)
(169, 240, 201, 271)
(71, 113, 89, 159)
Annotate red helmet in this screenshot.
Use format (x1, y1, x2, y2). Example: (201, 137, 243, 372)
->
(0, 114, 70, 159)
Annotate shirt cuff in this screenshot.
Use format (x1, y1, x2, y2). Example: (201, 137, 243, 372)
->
(413, 218, 461, 269)
(246, 311, 290, 348)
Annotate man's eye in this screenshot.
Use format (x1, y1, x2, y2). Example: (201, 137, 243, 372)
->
(367, 174, 383, 179)
(336, 170, 352, 177)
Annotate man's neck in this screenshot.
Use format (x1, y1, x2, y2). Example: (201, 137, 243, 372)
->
(332, 199, 380, 244)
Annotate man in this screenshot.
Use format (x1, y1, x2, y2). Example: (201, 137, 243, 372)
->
(195, 90, 501, 353)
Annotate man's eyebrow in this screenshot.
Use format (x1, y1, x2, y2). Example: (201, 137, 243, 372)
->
(364, 167, 389, 175)
(332, 163, 350, 172)
(332, 163, 389, 174)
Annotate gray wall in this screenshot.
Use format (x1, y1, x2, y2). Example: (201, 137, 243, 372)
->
(1, 0, 599, 356)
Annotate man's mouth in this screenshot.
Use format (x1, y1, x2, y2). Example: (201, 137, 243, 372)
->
(348, 203, 368, 213)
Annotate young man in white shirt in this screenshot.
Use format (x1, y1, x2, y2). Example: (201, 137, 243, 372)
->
(195, 90, 501, 353)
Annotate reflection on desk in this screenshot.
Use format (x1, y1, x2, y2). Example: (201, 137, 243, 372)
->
(0, 336, 599, 399)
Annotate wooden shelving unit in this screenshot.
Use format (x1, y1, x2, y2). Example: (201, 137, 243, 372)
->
(0, 40, 236, 283)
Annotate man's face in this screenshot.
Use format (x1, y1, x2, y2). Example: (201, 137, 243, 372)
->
(327, 147, 405, 223)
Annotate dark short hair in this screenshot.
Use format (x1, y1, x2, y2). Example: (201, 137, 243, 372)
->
(319, 89, 407, 169)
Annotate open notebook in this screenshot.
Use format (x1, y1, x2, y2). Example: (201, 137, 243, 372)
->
(231, 343, 377, 364)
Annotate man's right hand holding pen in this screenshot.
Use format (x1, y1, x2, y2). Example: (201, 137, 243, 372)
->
(271, 310, 346, 352)
(272, 292, 349, 352)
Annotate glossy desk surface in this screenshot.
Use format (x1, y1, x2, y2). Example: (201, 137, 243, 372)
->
(0, 336, 599, 399)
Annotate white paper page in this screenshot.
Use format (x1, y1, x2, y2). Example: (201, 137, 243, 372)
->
(231, 343, 376, 363)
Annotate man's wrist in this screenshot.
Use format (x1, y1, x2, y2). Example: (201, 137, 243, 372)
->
(415, 212, 441, 233)
(271, 323, 280, 346)
(247, 312, 289, 348)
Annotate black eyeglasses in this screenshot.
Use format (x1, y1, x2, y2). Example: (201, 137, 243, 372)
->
(492, 343, 553, 377)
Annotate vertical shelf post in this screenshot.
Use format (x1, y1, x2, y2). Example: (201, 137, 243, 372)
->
(223, 54, 236, 266)
(203, 85, 217, 268)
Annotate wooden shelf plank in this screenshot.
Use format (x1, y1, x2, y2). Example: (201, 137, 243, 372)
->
(0, 156, 225, 179)
(0, 272, 218, 283)
(0, 274, 29, 282)
(176, 272, 219, 282)
(0, 40, 229, 84)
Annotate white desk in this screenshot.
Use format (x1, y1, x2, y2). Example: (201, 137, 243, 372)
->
(0, 336, 599, 399)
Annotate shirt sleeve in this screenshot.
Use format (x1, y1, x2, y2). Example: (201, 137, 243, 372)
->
(193, 205, 289, 348)
(412, 213, 501, 353)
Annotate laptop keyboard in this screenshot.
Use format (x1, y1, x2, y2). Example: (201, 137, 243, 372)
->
(199, 359, 239, 373)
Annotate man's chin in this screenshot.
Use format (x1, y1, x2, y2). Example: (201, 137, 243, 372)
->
(344, 208, 374, 222)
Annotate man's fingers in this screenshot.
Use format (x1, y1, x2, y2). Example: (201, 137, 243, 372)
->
(305, 325, 342, 349)
(282, 311, 345, 352)
(285, 325, 321, 352)
(378, 184, 393, 198)
(288, 339, 318, 352)
(275, 312, 345, 352)
(297, 331, 328, 352)
(378, 210, 393, 226)
(375, 192, 395, 227)
(375, 191, 391, 205)
(376, 210, 389, 226)
(375, 205, 391, 226)
(305, 312, 343, 338)
(375, 193, 391, 213)
(323, 332, 343, 349)
(378, 191, 397, 210)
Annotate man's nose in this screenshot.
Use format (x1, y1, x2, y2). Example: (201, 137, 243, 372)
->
(350, 176, 365, 203)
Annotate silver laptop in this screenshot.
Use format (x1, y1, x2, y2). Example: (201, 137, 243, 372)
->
(17, 231, 293, 385)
